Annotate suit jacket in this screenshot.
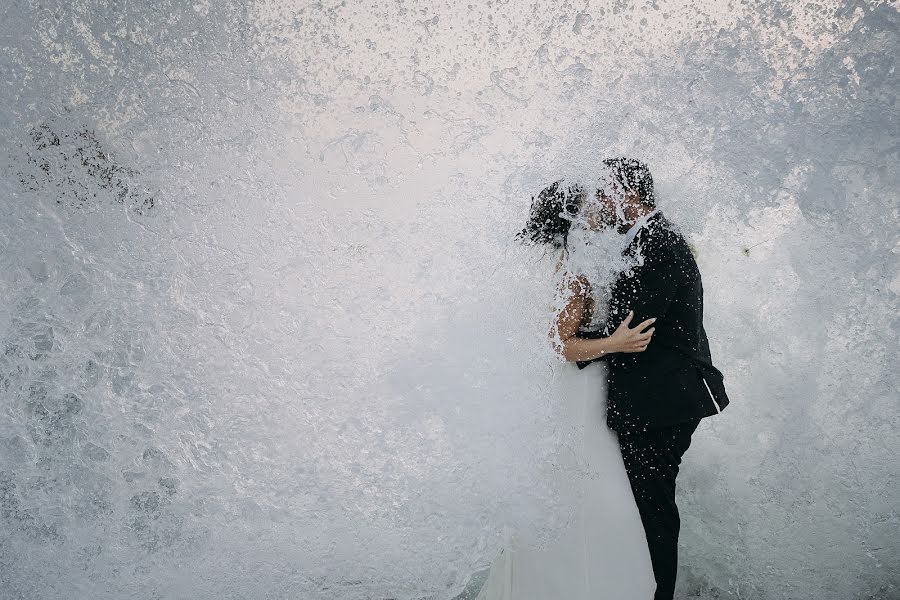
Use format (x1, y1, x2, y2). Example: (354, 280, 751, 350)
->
(576, 211, 730, 431)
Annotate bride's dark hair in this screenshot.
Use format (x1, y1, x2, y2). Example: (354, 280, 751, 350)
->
(515, 180, 585, 250)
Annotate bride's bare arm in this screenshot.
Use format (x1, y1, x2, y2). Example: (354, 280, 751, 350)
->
(551, 275, 614, 362)
(551, 275, 656, 362)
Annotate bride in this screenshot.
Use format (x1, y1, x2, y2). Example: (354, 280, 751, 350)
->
(475, 179, 659, 600)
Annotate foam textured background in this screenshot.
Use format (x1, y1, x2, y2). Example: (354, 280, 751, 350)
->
(1, 1, 897, 598)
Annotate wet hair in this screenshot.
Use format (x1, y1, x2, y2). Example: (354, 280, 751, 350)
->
(600, 157, 656, 209)
(515, 179, 585, 250)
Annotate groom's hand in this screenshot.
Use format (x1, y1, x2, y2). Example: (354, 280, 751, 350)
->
(608, 310, 656, 353)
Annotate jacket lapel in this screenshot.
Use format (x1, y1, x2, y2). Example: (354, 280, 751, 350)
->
(623, 211, 664, 257)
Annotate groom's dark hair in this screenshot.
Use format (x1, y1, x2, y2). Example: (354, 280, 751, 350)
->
(601, 157, 656, 209)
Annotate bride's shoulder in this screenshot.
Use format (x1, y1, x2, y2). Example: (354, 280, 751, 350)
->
(556, 272, 591, 301)
(553, 251, 593, 297)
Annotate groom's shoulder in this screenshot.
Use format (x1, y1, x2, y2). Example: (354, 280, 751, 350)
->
(646, 212, 683, 249)
(646, 214, 695, 265)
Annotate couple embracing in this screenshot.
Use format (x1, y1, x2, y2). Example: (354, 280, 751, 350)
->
(476, 157, 730, 600)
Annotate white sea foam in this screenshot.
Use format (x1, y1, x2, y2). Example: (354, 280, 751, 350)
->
(0, 1, 897, 599)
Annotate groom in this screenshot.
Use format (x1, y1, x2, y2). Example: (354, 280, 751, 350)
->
(575, 157, 730, 600)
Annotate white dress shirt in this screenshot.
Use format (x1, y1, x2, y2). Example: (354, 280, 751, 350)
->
(622, 208, 660, 249)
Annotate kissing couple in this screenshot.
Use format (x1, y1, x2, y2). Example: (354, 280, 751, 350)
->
(476, 157, 731, 600)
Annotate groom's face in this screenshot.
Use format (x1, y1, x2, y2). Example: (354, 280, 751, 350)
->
(583, 188, 642, 233)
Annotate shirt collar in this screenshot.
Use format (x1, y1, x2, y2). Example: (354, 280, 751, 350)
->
(622, 208, 660, 249)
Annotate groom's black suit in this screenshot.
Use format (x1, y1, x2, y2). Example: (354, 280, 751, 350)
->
(575, 210, 729, 430)
(574, 210, 730, 600)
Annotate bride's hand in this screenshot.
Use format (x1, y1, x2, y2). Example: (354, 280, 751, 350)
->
(609, 310, 656, 353)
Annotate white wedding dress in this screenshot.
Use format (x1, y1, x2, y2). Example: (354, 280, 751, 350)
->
(474, 351, 656, 600)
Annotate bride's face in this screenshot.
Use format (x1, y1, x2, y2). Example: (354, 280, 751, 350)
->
(579, 191, 620, 231)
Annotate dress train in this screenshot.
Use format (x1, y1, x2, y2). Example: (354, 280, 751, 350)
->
(475, 361, 656, 600)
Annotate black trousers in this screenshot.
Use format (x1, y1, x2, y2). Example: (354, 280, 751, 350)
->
(617, 418, 701, 600)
